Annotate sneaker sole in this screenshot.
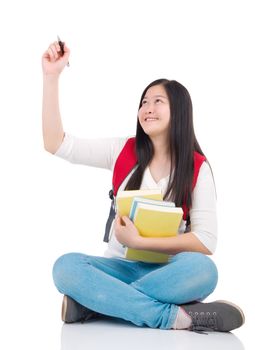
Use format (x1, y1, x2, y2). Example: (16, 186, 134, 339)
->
(215, 299, 245, 325)
(61, 295, 68, 322)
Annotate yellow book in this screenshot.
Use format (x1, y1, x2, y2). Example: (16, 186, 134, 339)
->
(116, 189, 163, 217)
(126, 198, 183, 263)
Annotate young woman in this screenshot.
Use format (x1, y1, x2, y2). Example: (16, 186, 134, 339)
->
(42, 41, 244, 332)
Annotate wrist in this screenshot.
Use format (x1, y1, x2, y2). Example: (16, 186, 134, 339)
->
(43, 74, 60, 83)
(134, 236, 146, 250)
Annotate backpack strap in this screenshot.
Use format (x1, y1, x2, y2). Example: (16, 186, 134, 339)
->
(112, 137, 137, 196)
(182, 151, 206, 222)
(103, 137, 137, 242)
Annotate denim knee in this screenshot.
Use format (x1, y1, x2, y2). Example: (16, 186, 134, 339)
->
(188, 252, 218, 295)
(52, 252, 89, 293)
(174, 252, 218, 296)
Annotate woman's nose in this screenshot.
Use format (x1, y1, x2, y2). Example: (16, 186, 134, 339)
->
(145, 102, 154, 114)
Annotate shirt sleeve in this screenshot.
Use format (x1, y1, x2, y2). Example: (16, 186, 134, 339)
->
(190, 162, 218, 254)
(54, 133, 128, 171)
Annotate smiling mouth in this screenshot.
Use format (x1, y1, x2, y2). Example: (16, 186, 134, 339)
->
(145, 117, 159, 121)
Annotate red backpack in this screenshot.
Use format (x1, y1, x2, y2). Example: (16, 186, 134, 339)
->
(103, 137, 205, 242)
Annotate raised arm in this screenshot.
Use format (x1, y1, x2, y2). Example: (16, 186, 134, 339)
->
(42, 41, 70, 154)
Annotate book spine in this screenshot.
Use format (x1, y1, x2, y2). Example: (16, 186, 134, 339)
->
(129, 199, 138, 220)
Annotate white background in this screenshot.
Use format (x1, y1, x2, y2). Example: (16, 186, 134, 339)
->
(0, 0, 254, 349)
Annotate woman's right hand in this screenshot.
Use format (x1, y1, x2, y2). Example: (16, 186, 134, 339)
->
(42, 41, 70, 77)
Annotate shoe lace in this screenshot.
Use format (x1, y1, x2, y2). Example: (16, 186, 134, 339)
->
(189, 311, 218, 334)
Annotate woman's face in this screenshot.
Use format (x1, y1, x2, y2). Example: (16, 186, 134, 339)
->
(138, 84, 170, 139)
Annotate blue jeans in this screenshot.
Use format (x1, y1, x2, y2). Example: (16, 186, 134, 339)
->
(53, 252, 218, 330)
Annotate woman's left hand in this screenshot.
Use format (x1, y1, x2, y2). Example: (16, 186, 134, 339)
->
(114, 216, 143, 249)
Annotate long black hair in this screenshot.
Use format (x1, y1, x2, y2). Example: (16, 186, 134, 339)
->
(124, 79, 207, 209)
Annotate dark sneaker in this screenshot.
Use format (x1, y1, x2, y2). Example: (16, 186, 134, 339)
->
(181, 300, 245, 332)
(61, 295, 100, 323)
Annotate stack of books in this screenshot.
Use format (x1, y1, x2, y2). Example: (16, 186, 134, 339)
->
(116, 189, 183, 263)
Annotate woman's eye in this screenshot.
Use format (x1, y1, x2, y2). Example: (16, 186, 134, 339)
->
(142, 99, 164, 105)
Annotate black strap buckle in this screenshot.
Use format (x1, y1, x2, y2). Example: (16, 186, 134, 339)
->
(109, 189, 114, 200)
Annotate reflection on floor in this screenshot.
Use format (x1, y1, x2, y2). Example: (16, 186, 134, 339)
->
(61, 317, 244, 350)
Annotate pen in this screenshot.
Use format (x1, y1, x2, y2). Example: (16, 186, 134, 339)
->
(57, 35, 70, 67)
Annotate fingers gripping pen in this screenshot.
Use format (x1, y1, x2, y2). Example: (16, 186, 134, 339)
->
(57, 35, 70, 66)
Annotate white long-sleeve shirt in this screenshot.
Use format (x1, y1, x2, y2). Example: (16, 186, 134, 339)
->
(55, 133, 218, 255)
